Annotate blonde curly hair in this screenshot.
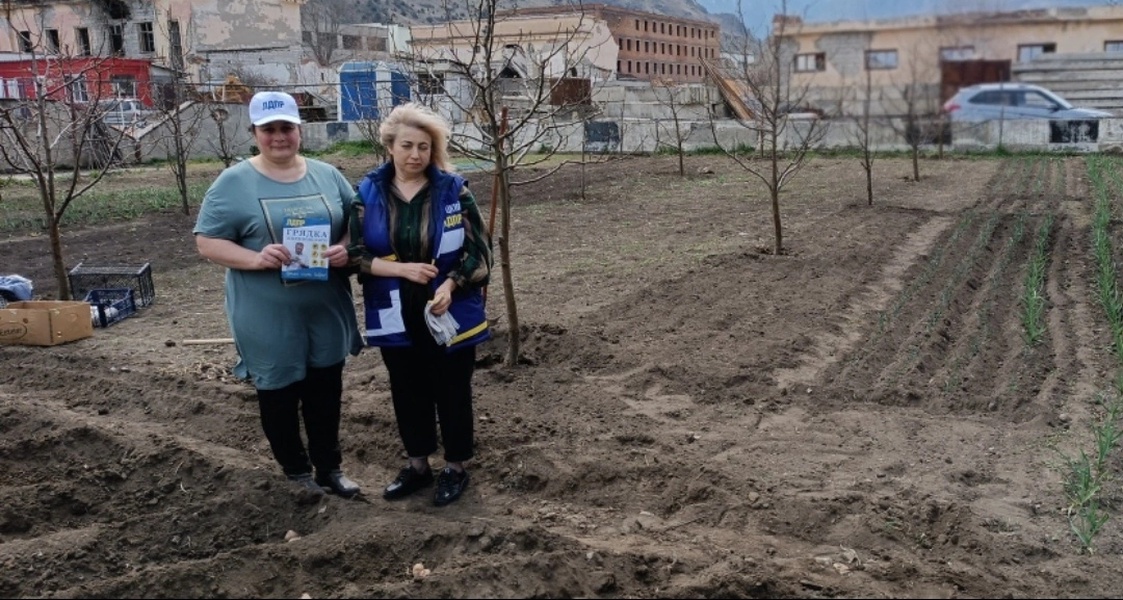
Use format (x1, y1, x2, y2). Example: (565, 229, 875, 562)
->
(379, 103, 454, 173)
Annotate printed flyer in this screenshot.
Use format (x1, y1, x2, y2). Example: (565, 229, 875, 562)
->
(281, 216, 330, 281)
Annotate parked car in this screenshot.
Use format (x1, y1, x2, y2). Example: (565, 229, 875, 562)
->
(96, 98, 152, 128)
(942, 83, 1113, 122)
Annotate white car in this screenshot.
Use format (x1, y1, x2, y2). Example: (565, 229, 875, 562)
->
(96, 98, 153, 128)
(942, 83, 1112, 122)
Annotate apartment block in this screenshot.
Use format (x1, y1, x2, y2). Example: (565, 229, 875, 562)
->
(778, 4, 1123, 117)
(508, 4, 721, 83)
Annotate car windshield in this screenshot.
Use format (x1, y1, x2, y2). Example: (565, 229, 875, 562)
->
(1053, 96, 1075, 110)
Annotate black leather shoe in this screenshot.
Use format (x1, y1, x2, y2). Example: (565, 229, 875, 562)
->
(287, 473, 326, 495)
(315, 469, 361, 498)
(434, 467, 469, 507)
(383, 466, 434, 500)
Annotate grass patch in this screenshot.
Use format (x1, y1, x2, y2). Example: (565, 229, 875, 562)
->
(0, 182, 209, 234)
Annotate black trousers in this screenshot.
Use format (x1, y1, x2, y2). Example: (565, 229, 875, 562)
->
(256, 361, 345, 477)
(380, 342, 476, 464)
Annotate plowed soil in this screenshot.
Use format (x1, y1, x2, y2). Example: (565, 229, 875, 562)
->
(3, 153, 1123, 598)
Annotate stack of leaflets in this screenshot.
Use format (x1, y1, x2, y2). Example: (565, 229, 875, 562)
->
(281, 216, 330, 282)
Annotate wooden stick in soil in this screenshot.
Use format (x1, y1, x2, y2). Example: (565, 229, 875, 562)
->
(181, 338, 234, 345)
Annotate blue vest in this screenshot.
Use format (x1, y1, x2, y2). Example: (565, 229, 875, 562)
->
(356, 163, 490, 350)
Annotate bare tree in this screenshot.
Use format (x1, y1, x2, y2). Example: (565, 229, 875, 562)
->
(411, 0, 609, 365)
(202, 103, 245, 167)
(148, 79, 210, 214)
(354, 118, 388, 163)
(844, 65, 876, 205)
(887, 42, 944, 182)
(0, 39, 132, 299)
(147, 13, 211, 214)
(650, 78, 690, 177)
(302, 0, 348, 67)
(709, 0, 827, 256)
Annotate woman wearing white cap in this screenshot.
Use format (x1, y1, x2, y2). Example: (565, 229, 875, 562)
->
(193, 91, 363, 498)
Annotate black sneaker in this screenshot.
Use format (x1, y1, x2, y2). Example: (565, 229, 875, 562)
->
(383, 466, 434, 500)
(434, 467, 469, 507)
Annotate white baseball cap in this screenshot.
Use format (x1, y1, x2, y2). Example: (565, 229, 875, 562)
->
(249, 91, 301, 126)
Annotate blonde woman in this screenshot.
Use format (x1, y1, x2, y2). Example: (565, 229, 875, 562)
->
(349, 103, 492, 506)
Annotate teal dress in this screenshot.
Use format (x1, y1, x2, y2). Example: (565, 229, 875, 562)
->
(193, 159, 362, 390)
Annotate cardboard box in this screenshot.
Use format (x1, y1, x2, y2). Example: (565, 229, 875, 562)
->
(0, 301, 94, 346)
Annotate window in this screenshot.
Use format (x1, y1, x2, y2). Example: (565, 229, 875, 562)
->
(110, 75, 137, 97)
(138, 22, 155, 53)
(1106, 40, 1123, 52)
(939, 46, 974, 61)
(794, 52, 825, 72)
(69, 75, 89, 102)
(367, 36, 386, 51)
(865, 49, 898, 70)
(302, 30, 313, 45)
(108, 24, 124, 55)
(626, 39, 631, 51)
(634, 19, 639, 30)
(76, 27, 91, 56)
(342, 35, 361, 50)
(1023, 90, 1059, 110)
(1017, 43, 1055, 62)
(46, 29, 60, 53)
(417, 72, 445, 95)
(18, 30, 33, 52)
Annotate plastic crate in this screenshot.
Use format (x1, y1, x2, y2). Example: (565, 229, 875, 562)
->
(69, 263, 155, 307)
(84, 288, 137, 328)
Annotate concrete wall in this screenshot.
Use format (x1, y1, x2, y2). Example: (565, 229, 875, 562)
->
(7, 97, 1110, 174)
(72, 97, 1123, 167)
(292, 116, 1123, 156)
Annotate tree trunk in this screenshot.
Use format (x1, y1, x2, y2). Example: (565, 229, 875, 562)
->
(49, 216, 70, 300)
(496, 163, 520, 366)
(912, 147, 920, 182)
(771, 135, 782, 255)
(865, 162, 873, 206)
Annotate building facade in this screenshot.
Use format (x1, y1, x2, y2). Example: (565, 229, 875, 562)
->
(410, 10, 618, 82)
(778, 4, 1123, 117)
(1, 0, 307, 95)
(507, 4, 721, 83)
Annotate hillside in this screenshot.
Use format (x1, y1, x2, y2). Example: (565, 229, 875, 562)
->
(350, 0, 722, 27)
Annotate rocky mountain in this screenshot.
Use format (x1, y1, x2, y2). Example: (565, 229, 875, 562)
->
(349, 0, 724, 28)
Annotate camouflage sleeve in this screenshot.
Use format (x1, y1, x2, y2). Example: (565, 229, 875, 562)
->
(346, 192, 374, 276)
(447, 184, 492, 290)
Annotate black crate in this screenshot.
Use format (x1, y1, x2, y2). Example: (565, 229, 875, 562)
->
(69, 263, 155, 307)
(85, 288, 137, 328)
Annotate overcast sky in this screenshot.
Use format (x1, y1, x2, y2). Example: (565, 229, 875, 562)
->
(698, 0, 1119, 36)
